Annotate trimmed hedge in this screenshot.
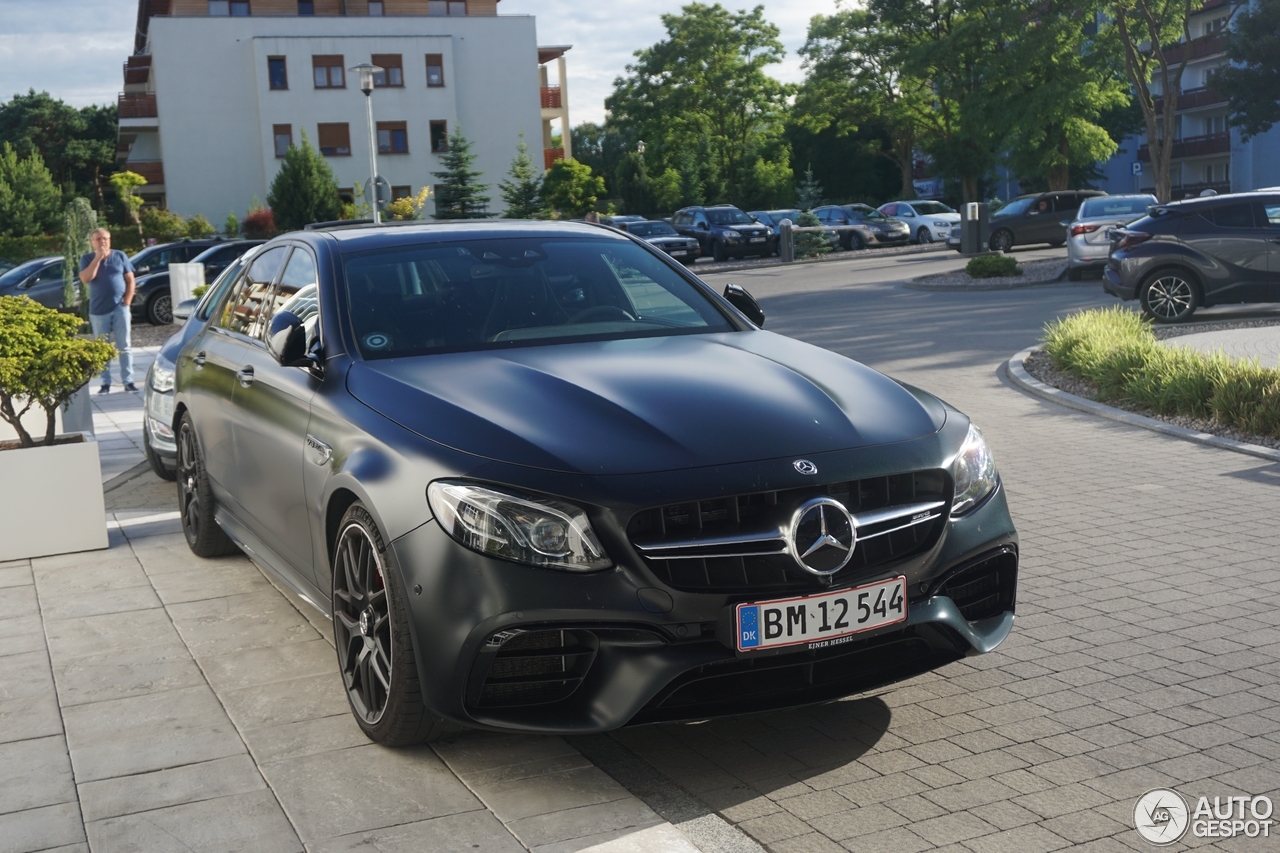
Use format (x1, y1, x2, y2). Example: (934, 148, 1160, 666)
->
(1043, 307, 1280, 438)
(966, 254, 1022, 278)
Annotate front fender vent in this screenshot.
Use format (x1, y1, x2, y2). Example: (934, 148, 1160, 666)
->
(938, 549, 1018, 622)
(471, 629, 598, 708)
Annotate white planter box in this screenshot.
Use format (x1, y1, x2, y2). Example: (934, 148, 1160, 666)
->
(0, 433, 108, 562)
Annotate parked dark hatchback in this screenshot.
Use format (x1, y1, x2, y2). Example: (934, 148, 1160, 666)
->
(811, 205, 910, 250)
(986, 190, 1105, 252)
(172, 220, 1017, 744)
(623, 220, 701, 264)
(1104, 192, 1280, 322)
(0, 257, 67, 310)
(672, 205, 773, 261)
(133, 239, 264, 325)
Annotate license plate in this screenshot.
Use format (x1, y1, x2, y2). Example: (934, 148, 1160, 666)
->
(670, 250, 687, 256)
(736, 576, 907, 652)
(749, 237, 767, 243)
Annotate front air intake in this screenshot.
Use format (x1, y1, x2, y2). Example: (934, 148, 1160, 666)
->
(938, 548, 1017, 621)
(471, 629, 597, 708)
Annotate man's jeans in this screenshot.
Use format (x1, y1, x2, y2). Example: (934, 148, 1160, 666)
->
(90, 304, 133, 387)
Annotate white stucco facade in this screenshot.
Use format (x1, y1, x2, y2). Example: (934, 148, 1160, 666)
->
(130, 14, 542, 221)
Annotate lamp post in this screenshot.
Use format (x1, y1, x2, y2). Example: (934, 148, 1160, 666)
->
(349, 63, 384, 224)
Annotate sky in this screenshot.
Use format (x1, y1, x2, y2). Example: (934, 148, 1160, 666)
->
(0, 0, 842, 124)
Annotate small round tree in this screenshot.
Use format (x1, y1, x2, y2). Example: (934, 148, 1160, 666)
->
(543, 160, 606, 220)
(267, 130, 342, 231)
(0, 296, 116, 448)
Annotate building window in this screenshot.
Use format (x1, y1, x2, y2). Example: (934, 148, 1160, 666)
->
(268, 57, 288, 90)
(313, 55, 345, 88)
(426, 54, 445, 87)
(230, 1, 250, 15)
(368, 1, 383, 13)
(317, 123, 351, 156)
(372, 54, 404, 87)
(392, 185, 412, 202)
(298, 0, 314, 13)
(428, 1, 466, 15)
(430, 120, 448, 153)
(209, 0, 229, 14)
(377, 121, 409, 154)
(273, 124, 293, 158)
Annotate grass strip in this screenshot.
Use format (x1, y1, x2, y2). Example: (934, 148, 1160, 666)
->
(1043, 307, 1280, 439)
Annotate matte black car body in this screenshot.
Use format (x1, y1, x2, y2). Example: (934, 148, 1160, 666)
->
(1103, 192, 1280, 322)
(985, 190, 1105, 252)
(132, 240, 264, 325)
(172, 220, 1018, 738)
(0, 257, 68, 310)
(672, 205, 773, 261)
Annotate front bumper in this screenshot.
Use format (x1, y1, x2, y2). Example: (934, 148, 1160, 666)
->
(869, 231, 911, 246)
(143, 383, 177, 462)
(389, 481, 1017, 734)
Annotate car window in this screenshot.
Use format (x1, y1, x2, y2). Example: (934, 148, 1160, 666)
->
(1261, 203, 1280, 227)
(0, 259, 50, 288)
(32, 262, 63, 285)
(1054, 194, 1083, 214)
(706, 209, 753, 226)
(217, 246, 287, 338)
(264, 248, 320, 331)
(1210, 203, 1256, 229)
(1081, 197, 1155, 218)
(1000, 198, 1035, 217)
(204, 244, 244, 264)
(912, 201, 954, 216)
(198, 255, 249, 321)
(882, 204, 898, 216)
(628, 222, 678, 237)
(342, 237, 733, 358)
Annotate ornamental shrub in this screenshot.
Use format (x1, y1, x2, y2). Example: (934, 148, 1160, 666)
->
(965, 254, 1022, 278)
(267, 130, 342, 231)
(140, 206, 188, 243)
(793, 211, 832, 259)
(241, 208, 278, 239)
(0, 296, 115, 447)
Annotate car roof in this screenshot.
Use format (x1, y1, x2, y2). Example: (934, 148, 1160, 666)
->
(300, 219, 633, 251)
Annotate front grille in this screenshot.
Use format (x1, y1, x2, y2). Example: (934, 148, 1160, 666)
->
(938, 549, 1017, 621)
(472, 629, 597, 708)
(627, 471, 948, 593)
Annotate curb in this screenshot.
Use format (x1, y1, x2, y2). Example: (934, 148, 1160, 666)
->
(904, 264, 1082, 292)
(1006, 347, 1280, 463)
(103, 459, 156, 493)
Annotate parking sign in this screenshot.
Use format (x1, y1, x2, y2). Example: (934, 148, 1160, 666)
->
(1132, 162, 1143, 176)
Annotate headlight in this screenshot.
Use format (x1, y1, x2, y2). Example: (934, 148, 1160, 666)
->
(427, 481, 611, 572)
(934, 221, 950, 228)
(723, 229, 741, 238)
(766, 226, 775, 235)
(951, 424, 998, 516)
(150, 356, 175, 393)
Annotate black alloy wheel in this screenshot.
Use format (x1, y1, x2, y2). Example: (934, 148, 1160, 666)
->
(146, 291, 173, 325)
(917, 227, 933, 244)
(989, 230, 1014, 253)
(1140, 271, 1199, 323)
(712, 240, 727, 262)
(332, 502, 438, 745)
(176, 414, 238, 557)
(847, 232, 865, 251)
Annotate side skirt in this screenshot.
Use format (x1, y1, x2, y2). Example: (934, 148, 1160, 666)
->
(215, 507, 331, 616)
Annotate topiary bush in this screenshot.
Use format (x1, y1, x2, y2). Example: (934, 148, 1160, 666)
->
(0, 296, 116, 447)
(966, 254, 1022, 278)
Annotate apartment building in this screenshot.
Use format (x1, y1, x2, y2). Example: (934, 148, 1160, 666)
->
(118, 0, 572, 220)
(1098, 0, 1280, 199)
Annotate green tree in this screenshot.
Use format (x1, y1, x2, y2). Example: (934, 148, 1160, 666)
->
(432, 129, 491, 219)
(185, 214, 216, 238)
(61, 198, 97, 319)
(267, 130, 341, 231)
(0, 143, 61, 236)
(793, 210, 832, 258)
(606, 3, 793, 208)
(499, 134, 545, 218)
(139, 207, 188, 243)
(613, 151, 657, 217)
(1212, 0, 1280, 139)
(0, 91, 117, 206)
(572, 122, 631, 196)
(108, 170, 146, 237)
(542, 160, 606, 219)
(223, 212, 240, 237)
(794, 166, 825, 210)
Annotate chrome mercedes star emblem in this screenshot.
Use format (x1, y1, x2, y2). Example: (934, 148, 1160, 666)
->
(793, 459, 818, 475)
(788, 497, 856, 576)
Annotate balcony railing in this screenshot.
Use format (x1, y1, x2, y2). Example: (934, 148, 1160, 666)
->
(123, 55, 151, 85)
(1171, 181, 1231, 200)
(118, 92, 158, 119)
(1162, 34, 1227, 65)
(544, 147, 565, 170)
(1137, 132, 1230, 161)
(540, 86, 563, 109)
(1155, 86, 1228, 115)
(126, 161, 165, 185)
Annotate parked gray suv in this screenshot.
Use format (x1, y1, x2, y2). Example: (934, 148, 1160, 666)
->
(1103, 192, 1280, 322)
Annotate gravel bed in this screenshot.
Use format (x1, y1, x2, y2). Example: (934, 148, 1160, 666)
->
(690, 241, 950, 274)
(130, 321, 179, 348)
(913, 258, 1067, 288)
(1023, 348, 1280, 451)
(1151, 317, 1280, 340)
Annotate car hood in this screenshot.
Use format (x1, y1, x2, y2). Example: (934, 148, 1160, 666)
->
(347, 332, 944, 475)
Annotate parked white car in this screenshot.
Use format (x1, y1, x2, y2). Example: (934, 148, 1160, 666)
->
(879, 200, 961, 244)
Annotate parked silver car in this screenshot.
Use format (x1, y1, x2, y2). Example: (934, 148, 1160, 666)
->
(1065, 194, 1157, 280)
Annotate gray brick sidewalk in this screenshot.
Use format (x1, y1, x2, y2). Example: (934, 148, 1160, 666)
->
(1165, 325, 1280, 368)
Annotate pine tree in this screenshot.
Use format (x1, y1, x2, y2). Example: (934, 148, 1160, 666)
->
(62, 197, 96, 320)
(795, 166, 825, 212)
(0, 143, 62, 237)
(432, 129, 491, 219)
(267, 130, 342, 231)
(793, 210, 832, 259)
(499, 134, 544, 218)
(614, 152, 657, 218)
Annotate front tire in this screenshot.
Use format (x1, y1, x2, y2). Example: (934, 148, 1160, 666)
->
(712, 241, 727, 262)
(176, 414, 239, 557)
(847, 232, 865, 251)
(146, 291, 172, 326)
(917, 227, 933, 244)
(1066, 266, 1083, 281)
(989, 230, 1014, 253)
(1140, 270, 1200, 323)
(332, 502, 440, 746)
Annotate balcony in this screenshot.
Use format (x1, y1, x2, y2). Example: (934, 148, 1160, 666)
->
(540, 86, 563, 109)
(123, 55, 151, 86)
(1137, 132, 1230, 161)
(1162, 35, 1226, 65)
(1171, 181, 1231, 200)
(126, 160, 165, 186)
(1155, 86, 1228, 114)
(544, 148, 565, 170)
(118, 92, 157, 119)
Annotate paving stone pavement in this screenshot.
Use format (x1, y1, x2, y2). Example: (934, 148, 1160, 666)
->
(1165, 325, 1280, 368)
(5, 250, 1280, 852)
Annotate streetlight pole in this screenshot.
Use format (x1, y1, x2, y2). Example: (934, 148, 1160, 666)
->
(349, 63, 384, 225)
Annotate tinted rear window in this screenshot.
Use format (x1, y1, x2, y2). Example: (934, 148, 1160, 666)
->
(1081, 197, 1156, 218)
(1207, 203, 1256, 228)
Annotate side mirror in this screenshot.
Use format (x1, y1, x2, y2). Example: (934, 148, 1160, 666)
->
(173, 298, 198, 322)
(267, 310, 321, 370)
(1060, 220, 1070, 228)
(723, 283, 765, 328)
(697, 222, 709, 230)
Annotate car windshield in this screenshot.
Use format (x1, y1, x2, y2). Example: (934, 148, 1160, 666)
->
(130, 246, 167, 268)
(0, 258, 51, 287)
(772, 210, 801, 222)
(847, 205, 886, 221)
(999, 198, 1035, 216)
(912, 201, 955, 216)
(343, 237, 733, 358)
(1080, 197, 1156, 218)
(627, 222, 678, 237)
(705, 208, 754, 226)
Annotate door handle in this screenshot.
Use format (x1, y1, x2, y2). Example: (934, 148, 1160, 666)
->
(236, 366, 255, 387)
(192, 351, 207, 368)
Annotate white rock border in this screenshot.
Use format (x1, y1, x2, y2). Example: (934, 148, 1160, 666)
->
(1006, 346, 1280, 463)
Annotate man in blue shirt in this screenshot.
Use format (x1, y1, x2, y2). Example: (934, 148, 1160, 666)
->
(79, 228, 137, 393)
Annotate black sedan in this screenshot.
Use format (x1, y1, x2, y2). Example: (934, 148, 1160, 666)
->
(133, 240, 264, 325)
(1104, 191, 1280, 322)
(172, 220, 1017, 744)
(622, 220, 701, 264)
